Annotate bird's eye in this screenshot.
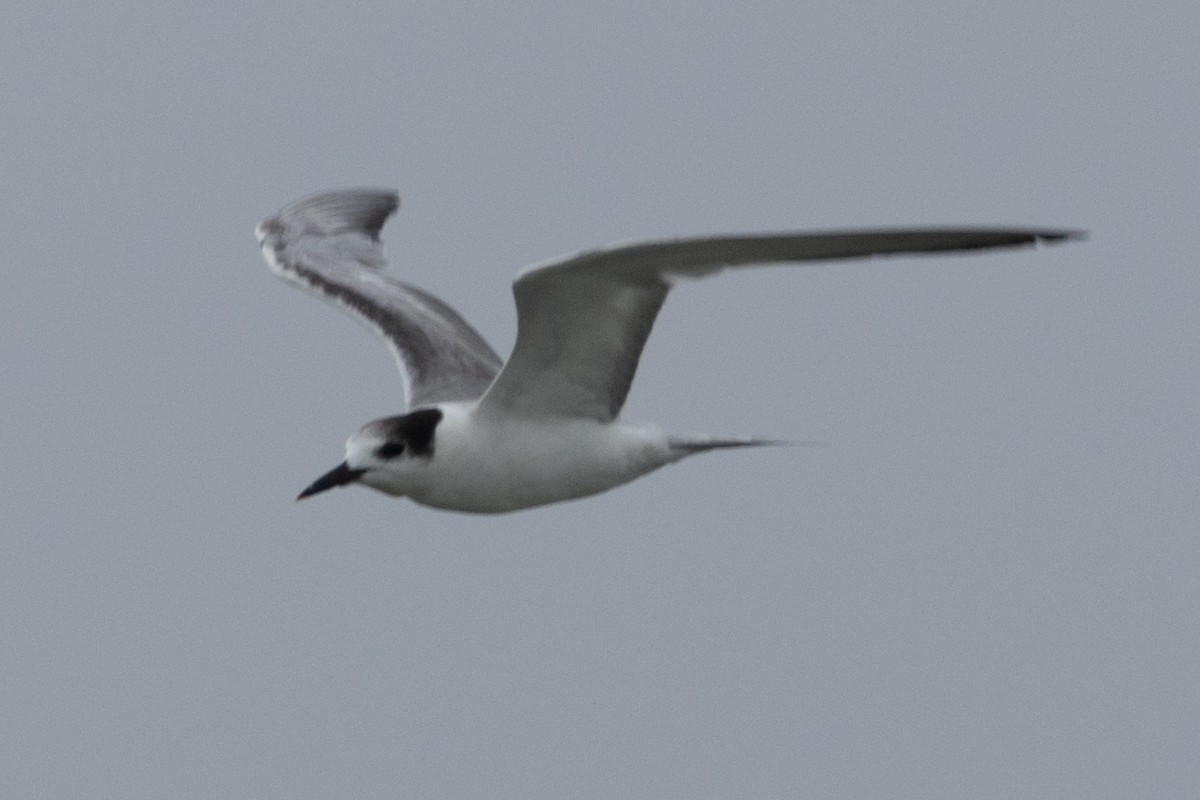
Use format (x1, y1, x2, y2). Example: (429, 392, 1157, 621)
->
(376, 442, 405, 459)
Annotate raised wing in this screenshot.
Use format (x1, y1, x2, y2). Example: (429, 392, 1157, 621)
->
(476, 228, 1083, 421)
(256, 190, 502, 409)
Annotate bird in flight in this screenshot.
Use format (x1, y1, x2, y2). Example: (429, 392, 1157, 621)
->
(256, 189, 1081, 513)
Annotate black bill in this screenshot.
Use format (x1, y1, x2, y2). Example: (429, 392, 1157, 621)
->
(296, 461, 366, 500)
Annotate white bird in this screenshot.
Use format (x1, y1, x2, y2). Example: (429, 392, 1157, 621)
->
(256, 189, 1081, 514)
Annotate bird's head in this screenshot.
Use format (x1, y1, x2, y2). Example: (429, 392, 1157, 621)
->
(296, 407, 444, 500)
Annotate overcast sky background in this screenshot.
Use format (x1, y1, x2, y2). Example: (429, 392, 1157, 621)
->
(3, 2, 1197, 797)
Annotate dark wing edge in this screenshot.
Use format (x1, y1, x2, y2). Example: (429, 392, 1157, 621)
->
(520, 227, 1086, 281)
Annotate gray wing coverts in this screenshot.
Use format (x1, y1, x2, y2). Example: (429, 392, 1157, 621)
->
(259, 189, 1081, 423)
(478, 228, 1083, 421)
(256, 190, 502, 408)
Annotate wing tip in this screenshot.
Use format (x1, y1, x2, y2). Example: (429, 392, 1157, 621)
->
(258, 188, 401, 245)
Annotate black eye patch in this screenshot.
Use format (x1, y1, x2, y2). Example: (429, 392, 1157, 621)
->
(363, 407, 442, 460)
(376, 441, 406, 459)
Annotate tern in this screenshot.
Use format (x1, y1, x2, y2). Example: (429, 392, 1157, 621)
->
(256, 189, 1080, 513)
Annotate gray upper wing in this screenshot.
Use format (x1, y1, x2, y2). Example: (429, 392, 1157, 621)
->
(256, 190, 502, 409)
(476, 227, 1083, 422)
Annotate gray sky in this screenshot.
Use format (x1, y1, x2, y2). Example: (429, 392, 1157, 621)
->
(3, 2, 1197, 797)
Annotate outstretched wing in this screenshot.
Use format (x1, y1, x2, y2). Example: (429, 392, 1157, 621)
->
(256, 190, 502, 409)
(476, 228, 1083, 421)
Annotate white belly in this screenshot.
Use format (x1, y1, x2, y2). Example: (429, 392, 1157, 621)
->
(370, 409, 679, 513)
